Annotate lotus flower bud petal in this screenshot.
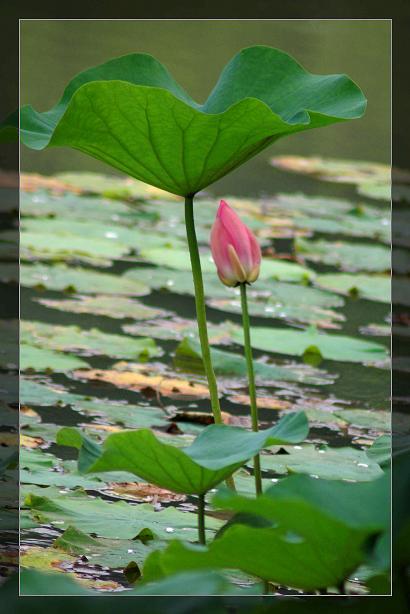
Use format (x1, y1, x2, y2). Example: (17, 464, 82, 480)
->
(210, 200, 261, 287)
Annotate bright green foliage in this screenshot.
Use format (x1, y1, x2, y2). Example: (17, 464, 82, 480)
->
(14, 47, 366, 196)
(232, 325, 389, 364)
(141, 472, 388, 590)
(57, 412, 308, 495)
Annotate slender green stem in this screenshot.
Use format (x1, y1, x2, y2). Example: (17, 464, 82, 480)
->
(197, 493, 206, 545)
(184, 195, 235, 491)
(185, 195, 222, 423)
(240, 282, 263, 496)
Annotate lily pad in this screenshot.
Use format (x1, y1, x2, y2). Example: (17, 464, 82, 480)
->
(174, 338, 333, 386)
(271, 156, 390, 186)
(20, 230, 129, 265)
(334, 409, 391, 431)
(21, 190, 145, 224)
(123, 317, 240, 345)
(207, 281, 344, 328)
(57, 412, 308, 495)
(296, 238, 390, 273)
(70, 399, 169, 430)
(20, 345, 89, 373)
(23, 217, 185, 252)
(20, 378, 83, 407)
(315, 273, 390, 303)
(16, 47, 366, 196)
(53, 525, 163, 569)
(73, 367, 211, 400)
(257, 444, 383, 481)
(18, 263, 150, 296)
(55, 171, 179, 201)
(21, 321, 161, 361)
(25, 492, 222, 540)
(290, 207, 390, 243)
(36, 295, 169, 320)
(232, 325, 389, 364)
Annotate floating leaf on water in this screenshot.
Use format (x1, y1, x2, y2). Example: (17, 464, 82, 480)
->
(20, 378, 83, 407)
(259, 258, 315, 282)
(18, 263, 150, 296)
(124, 317, 239, 345)
(21, 321, 161, 361)
(208, 297, 344, 329)
(290, 206, 390, 243)
(20, 345, 89, 373)
(334, 409, 391, 432)
(25, 492, 222, 540)
(296, 238, 390, 273)
(54, 171, 180, 201)
(357, 183, 391, 201)
(36, 295, 170, 321)
(73, 367, 211, 400)
(174, 337, 333, 385)
(20, 230, 129, 265)
(23, 216, 185, 251)
(359, 323, 391, 337)
(271, 156, 391, 186)
(257, 443, 383, 481)
(21, 190, 146, 224)
(232, 325, 389, 364)
(315, 273, 390, 303)
(53, 525, 165, 569)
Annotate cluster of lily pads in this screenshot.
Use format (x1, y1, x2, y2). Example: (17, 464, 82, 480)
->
(0, 46, 395, 595)
(0, 158, 392, 595)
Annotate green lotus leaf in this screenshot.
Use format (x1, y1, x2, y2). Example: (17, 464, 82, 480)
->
(15, 47, 366, 196)
(143, 472, 388, 590)
(24, 492, 222, 541)
(232, 324, 389, 364)
(21, 320, 161, 361)
(56, 412, 308, 495)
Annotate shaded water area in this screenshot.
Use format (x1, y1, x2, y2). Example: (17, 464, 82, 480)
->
(11, 20, 393, 595)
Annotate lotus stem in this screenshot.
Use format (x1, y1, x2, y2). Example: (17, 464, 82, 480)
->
(198, 493, 206, 545)
(239, 282, 263, 496)
(184, 195, 235, 492)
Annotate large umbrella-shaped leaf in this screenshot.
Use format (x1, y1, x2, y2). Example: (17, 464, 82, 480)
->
(56, 412, 308, 495)
(13, 47, 366, 196)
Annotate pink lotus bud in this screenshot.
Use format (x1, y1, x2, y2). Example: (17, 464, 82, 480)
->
(210, 200, 261, 287)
